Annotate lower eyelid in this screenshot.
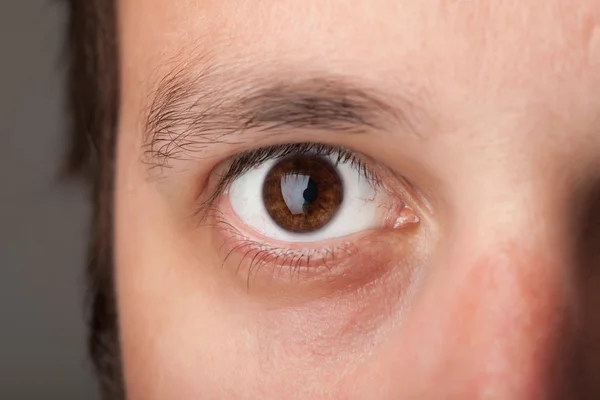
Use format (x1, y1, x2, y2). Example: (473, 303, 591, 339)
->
(207, 196, 420, 294)
(213, 220, 402, 295)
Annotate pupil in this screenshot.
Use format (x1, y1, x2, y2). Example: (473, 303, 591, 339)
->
(302, 178, 318, 206)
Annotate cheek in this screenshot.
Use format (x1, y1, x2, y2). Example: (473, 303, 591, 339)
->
(115, 176, 244, 398)
(118, 258, 262, 399)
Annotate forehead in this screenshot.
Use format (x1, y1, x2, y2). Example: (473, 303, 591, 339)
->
(119, 0, 600, 149)
(121, 1, 600, 77)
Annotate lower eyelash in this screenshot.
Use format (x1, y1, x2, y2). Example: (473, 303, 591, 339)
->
(222, 239, 343, 288)
(207, 207, 360, 287)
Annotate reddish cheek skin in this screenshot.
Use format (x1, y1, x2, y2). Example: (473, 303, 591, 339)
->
(371, 242, 575, 399)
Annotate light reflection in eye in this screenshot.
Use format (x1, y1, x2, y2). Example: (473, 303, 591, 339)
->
(281, 174, 314, 215)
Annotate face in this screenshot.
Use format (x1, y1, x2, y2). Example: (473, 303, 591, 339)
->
(115, 1, 600, 398)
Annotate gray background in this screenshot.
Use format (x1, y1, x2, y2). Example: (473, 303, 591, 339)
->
(1, 0, 99, 398)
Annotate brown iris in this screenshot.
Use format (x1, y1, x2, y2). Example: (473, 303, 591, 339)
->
(262, 155, 344, 233)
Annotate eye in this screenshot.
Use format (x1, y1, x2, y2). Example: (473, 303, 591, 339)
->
(227, 148, 394, 243)
(205, 142, 421, 288)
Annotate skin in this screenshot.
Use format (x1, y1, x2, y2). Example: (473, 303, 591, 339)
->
(116, 0, 600, 398)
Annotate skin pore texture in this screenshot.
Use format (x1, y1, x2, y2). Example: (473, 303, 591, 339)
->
(116, 1, 600, 399)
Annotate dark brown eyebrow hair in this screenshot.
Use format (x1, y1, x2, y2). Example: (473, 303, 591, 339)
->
(143, 64, 427, 169)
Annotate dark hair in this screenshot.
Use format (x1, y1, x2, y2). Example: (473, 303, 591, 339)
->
(63, 0, 123, 398)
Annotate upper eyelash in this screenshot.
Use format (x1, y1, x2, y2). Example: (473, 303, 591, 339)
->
(200, 142, 382, 213)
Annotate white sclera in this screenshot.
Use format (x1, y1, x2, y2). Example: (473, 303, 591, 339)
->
(228, 155, 381, 243)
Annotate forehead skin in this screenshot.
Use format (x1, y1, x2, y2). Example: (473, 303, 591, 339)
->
(116, 1, 600, 399)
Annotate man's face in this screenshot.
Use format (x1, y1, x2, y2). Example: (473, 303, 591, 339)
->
(115, 1, 600, 398)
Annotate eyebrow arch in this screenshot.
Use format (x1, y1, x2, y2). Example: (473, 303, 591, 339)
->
(143, 66, 426, 169)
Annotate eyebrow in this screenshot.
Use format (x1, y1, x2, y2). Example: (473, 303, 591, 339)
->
(143, 64, 427, 169)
